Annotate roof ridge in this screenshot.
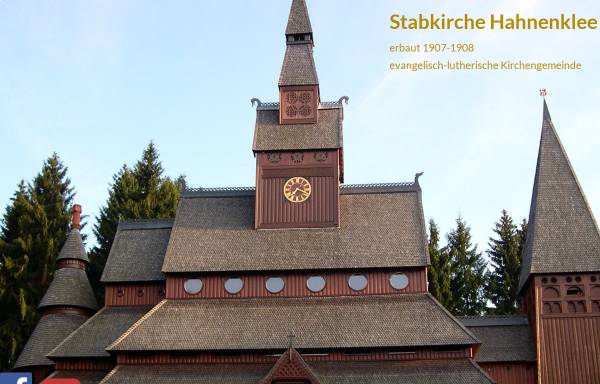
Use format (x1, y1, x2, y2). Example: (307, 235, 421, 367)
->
(117, 219, 174, 231)
(424, 293, 480, 345)
(341, 182, 420, 194)
(106, 300, 167, 351)
(182, 186, 256, 198)
(460, 315, 529, 327)
(47, 306, 109, 358)
(468, 360, 496, 383)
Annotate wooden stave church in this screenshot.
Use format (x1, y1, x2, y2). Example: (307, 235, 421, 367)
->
(12, 1, 600, 383)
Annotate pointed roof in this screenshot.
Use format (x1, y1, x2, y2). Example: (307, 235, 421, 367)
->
(285, 0, 312, 36)
(12, 313, 87, 369)
(259, 347, 320, 384)
(37, 268, 98, 311)
(279, 44, 319, 86)
(519, 100, 600, 291)
(56, 228, 88, 263)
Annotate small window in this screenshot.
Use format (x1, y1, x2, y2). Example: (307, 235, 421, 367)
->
(390, 273, 409, 290)
(137, 288, 145, 297)
(116, 288, 125, 298)
(225, 277, 244, 294)
(348, 275, 368, 291)
(566, 286, 584, 296)
(307, 276, 326, 292)
(184, 279, 203, 295)
(266, 277, 285, 294)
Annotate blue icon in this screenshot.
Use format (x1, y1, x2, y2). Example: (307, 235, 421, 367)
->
(0, 373, 32, 384)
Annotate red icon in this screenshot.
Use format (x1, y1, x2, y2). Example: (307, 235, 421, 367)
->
(41, 379, 80, 384)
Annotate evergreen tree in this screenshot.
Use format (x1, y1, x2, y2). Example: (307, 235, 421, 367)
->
(447, 217, 488, 316)
(88, 143, 182, 301)
(0, 185, 38, 370)
(427, 219, 452, 308)
(486, 211, 523, 314)
(0, 154, 74, 369)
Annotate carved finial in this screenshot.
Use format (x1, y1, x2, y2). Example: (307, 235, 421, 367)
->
(539, 88, 548, 98)
(338, 96, 349, 106)
(414, 172, 424, 184)
(71, 204, 82, 230)
(251, 98, 262, 108)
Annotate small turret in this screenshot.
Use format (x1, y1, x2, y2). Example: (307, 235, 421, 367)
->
(13, 205, 98, 383)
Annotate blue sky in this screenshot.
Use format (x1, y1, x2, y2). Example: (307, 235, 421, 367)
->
(1, 0, 599, 253)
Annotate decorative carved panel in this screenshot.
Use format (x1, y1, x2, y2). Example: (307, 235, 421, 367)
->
(280, 85, 318, 124)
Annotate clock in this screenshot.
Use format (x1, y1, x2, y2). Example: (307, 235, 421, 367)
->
(283, 177, 311, 203)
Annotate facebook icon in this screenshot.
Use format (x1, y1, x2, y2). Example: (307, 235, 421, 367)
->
(0, 373, 32, 384)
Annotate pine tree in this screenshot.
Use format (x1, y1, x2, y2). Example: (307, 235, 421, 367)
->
(0, 154, 74, 369)
(0, 184, 38, 370)
(427, 219, 452, 308)
(486, 211, 524, 314)
(447, 217, 488, 316)
(88, 143, 182, 301)
(29, 153, 74, 287)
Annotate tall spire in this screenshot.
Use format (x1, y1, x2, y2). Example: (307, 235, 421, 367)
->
(518, 100, 600, 291)
(279, 0, 319, 124)
(279, 0, 318, 88)
(285, 0, 313, 39)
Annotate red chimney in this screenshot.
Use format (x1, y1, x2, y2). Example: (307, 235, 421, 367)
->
(72, 204, 82, 230)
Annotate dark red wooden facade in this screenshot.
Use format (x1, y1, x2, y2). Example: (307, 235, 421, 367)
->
(166, 269, 427, 300)
(255, 150, 340, 229)
(117, 348, 472, 365)
(478, 362, 535, 384)
(522, 273, 600, 383)
(104, 283, 165, 307)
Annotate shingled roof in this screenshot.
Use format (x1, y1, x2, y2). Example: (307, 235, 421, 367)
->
(101, 220, 173, 283)
(313, 360, 494, 384)
(461, 316, 536, 363)
(12, 313, 88, 369)
(100, 364, 268, 384)
(99, 360, 493, 384)
(56, 229, 88, 262)
(47, 370, 110, 384)
(48, 306, 150, 359)
(108, 294, 478, 352)
(519, 100, 600, 291)
(285, 0, 312, 36)
(38, 268, 98, 311)
(253, 105, 341, 151)
(162, 185, 428, 273)
(279, 44, 319, 86)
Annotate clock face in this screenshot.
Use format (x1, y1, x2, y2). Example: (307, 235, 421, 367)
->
(283, 177, 311, 203)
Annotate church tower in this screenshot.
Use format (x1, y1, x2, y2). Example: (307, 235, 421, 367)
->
(519, 100, 600, 383)
(253, 0, 345, 229)
(13, 205, 98, 383)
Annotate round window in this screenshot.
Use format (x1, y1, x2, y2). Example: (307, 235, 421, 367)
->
(266, 277, 285, 294)
(390, 273, 409, 290)
(348, 274, 368, 291)
(306, 276, 326, 292)
(184, 279, 203, 295)
(225, 277, 244, 294)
